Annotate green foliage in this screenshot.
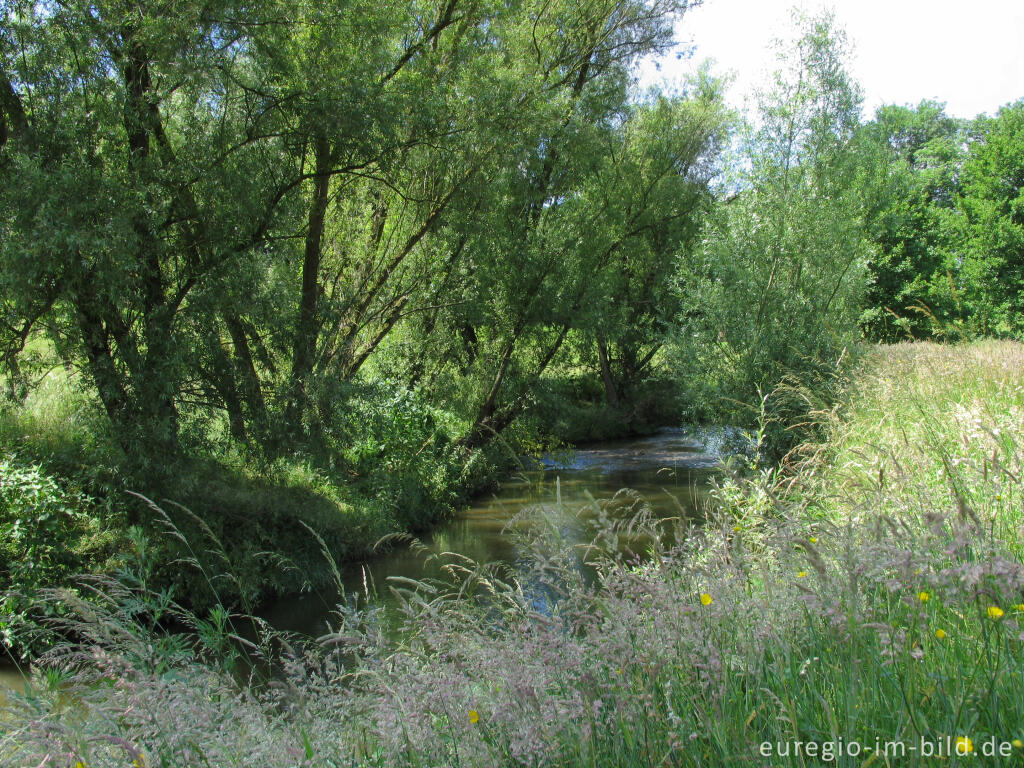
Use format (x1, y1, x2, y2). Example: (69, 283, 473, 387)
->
(314, 382, 470, 531)
(957, 101, 1024, 336)
(0, 455, 121, 653)
(0, 457, 97, 586)
(858, 102, 967, 340)
(671, 11, 870, 436)
(522, 370, 682, 444)
(858, 100, 1024, 341)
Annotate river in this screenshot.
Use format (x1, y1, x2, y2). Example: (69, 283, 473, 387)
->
(258, 427, 725, 636)
(1, 426, 730, 695)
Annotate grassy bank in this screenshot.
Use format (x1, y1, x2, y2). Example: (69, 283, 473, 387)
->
(0, 366, 514, 655)
(3, 341, 1024, 766)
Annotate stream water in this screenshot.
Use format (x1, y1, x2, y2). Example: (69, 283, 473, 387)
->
(258, 427, 726, 637)
(0, 426, 731, 696)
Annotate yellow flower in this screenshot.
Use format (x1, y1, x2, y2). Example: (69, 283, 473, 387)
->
(468, 709, 479, 724)
(934, 628, 947, 639)
(797, 571, 807, 578)
(987, 606, 1005, 620)
(917, 591, 930, 603)
(616, 668, 623, 676)
(1013, 739, 1024, 749)
(733, 525, 742, 532)
(1013, 604, 1024, 612)
(808, 536, 818, 544)
(700, 593, 713, 606)
(955, 736, 974, 755)
(74, 763, 88, 768)
(914, 568, 923, 575)
(133, 756, 145, 768)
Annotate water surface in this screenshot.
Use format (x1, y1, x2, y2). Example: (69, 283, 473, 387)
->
(260, 427, 724, 636)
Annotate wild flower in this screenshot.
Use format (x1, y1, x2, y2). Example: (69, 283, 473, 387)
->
(988, 606, 1005, 620)
(917, 591, 930, 602)
(934, 628, 947, 639)
(468, 710, 479, 724)
(700, 593, 713, 606)
(808, 536, 818, 544)
(955, 736, 974, 755)
(797, 571, 807, 578)
(1013, 739, 1024, 749)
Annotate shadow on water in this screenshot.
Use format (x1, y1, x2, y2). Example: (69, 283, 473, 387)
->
(0, 427, 741, 693)
(258, 427, 732, 638)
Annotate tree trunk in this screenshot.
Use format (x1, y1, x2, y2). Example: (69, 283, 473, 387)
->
(597, 337, 619, 407)
(287, 132, 332, 432)
(224, 313, 269, 438)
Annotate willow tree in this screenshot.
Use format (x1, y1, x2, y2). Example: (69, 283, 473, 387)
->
(0, 0, 305, 463)
(396, 0, 707, 446)
(0, 0, 526, 459)
(674, 11, 872, 422)
(586, 79, 730, 415)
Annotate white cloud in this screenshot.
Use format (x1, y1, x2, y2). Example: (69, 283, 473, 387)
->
(639, 0, 1024, 119)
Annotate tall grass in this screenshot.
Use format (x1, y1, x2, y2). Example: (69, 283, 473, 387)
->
(3, 341, 1024, 766)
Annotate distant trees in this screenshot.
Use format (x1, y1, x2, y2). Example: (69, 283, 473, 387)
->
(858, 101, 964, 341)
(858, 99, 1024, 340)
(957, 101, 1024, 335)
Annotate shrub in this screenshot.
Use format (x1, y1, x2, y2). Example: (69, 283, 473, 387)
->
(0, 455, 122, 655)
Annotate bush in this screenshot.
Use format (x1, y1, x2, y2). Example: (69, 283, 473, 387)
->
(0, 455, 122, 654)
(315, 381, 473, 531)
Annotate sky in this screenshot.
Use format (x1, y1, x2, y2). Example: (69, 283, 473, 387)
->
(638, 0, 1024, 120)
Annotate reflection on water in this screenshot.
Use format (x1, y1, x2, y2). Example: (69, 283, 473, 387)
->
(260, 427, 726, 637)
(0, 664, 26, 701)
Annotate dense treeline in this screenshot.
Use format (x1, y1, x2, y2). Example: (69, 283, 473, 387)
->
(861, 99, 1024, 341)
(0, 0, 726, 463)
(1, 1, 1022, 621)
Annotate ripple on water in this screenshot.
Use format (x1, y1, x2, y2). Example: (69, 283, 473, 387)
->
(258, 427, 731, 637)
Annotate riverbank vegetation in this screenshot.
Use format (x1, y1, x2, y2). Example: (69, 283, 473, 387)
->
(4, 339, 1023, 766)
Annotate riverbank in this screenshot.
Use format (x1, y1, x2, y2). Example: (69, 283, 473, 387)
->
(1, 363, 681, 660)
(4, 341, 1023, 766)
